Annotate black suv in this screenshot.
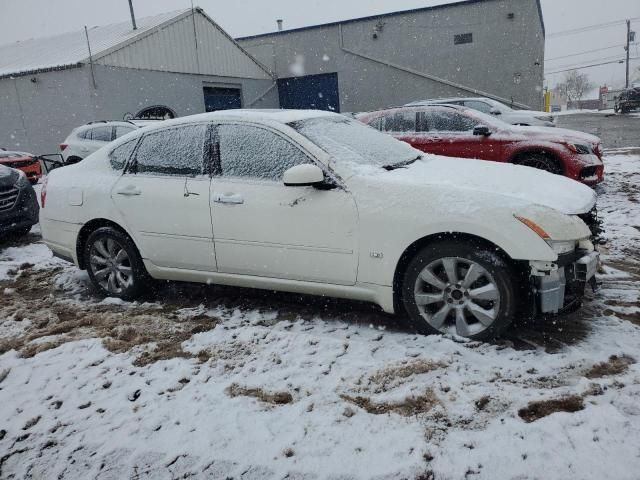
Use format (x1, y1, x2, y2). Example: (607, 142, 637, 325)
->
(615, 85, 640, 114)
(0, 164, 39, 238)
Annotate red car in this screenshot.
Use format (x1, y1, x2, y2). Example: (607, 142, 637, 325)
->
(0, 150, 42, 184)
(357, 105, 604, 185)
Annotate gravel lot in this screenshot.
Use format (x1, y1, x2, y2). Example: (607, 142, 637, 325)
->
(0, 115, 639, 479)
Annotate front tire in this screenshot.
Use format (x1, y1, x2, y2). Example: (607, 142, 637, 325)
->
(84, 227, 149, 300)
(516, 153, 562, 175)
(401, 241, 517, 341)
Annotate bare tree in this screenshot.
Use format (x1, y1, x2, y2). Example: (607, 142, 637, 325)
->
(556, 70, 595, 103)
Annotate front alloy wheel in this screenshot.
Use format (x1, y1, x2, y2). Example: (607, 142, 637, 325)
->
(414, 258, 500, 337)
(401, 241, 517, 340)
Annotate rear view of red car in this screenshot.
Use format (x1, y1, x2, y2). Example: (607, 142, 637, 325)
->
(357, 105, 604, 186)
(0, 150, 42, 184)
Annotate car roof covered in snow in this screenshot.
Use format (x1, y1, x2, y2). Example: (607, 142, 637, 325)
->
(136, 109, 341, 132)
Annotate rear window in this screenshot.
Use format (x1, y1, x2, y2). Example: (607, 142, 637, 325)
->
(109, 139, 137, 171)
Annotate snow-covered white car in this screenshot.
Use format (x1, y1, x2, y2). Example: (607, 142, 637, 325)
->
(60, 121, 139, 164)
(40, 110, 599, 340)
(406, 97, 556, 127)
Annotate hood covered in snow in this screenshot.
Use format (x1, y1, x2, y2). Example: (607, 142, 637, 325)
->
(509, 125, 601, 145)
(385, 156, 597, 215)
(0, 164, 19, 186)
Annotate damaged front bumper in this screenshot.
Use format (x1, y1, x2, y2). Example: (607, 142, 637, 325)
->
(530, 250, 599, 314)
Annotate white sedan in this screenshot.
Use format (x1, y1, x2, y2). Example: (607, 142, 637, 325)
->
(40, 110, 598, 340)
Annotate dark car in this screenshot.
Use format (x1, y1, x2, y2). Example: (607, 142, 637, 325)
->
(357, 104, 604, 186)
(614, 85, 640, 113)
(0, 164, 39, 238)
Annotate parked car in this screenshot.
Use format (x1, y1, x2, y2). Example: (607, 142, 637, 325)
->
(0, 150, 43, 184)
(60, 121, 139, 164)
(0, 164, 39, 238)
(614, 84, 640, 114)
(406, 97, 556, 127)
(357, 105, 604, 186)
(40, 110, 599, 341)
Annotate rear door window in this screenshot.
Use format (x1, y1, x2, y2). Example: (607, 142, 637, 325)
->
(383, 112, 416, 132)
(134, 125, 207, 176)
(90, 126, 113, 142)
(424, 111, 479, 132)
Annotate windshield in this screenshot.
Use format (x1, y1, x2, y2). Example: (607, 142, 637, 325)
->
(290, 116, 419, 169)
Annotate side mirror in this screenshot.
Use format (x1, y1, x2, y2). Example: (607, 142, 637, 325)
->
(283, 164, 325, 187)
(473, 125, 492, 136)
(489, 108, 501, 115)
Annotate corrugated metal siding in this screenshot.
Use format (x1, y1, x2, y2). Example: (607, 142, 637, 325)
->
(96, 12, 271, 80)
(0, 10, 192, 78)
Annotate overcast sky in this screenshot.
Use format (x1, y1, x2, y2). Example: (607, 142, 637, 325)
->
(1, 0, 639, 92)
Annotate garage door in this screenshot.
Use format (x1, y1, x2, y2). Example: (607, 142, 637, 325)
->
(203, 87, 242, 112)
(277, 73, 340, 112)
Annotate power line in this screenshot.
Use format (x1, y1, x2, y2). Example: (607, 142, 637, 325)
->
(547, 17, 640, 39)
(546, 57, 640, 75)
(545, 44, 626, 62)
(547, 53, 632, 71)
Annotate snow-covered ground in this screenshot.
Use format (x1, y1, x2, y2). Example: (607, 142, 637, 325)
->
(1, 154, 639, 479)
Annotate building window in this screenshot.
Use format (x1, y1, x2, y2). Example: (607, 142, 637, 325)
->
(454, 33, 473, 45)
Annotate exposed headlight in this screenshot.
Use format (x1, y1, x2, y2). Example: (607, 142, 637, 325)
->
(546, 240, 577, 255)
(566, 143, 592, 155)
(535, 115, 554, 122)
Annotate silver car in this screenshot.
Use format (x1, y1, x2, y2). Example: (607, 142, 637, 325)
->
(406, 97, 556, 127)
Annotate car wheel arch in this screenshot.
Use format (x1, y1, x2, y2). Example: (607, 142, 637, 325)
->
(391, 231, 524, 313)
(511, 149, 564, 174)
(76, 218, 137, 270)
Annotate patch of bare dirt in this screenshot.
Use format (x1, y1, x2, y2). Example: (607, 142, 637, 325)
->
(584, 355, 635, 379)
(225, 383, 293, 405)
(0, 265, 221, 364)
(367, 360, 446, 393)
(518, 395, 585, 423)
(341, 389, 440, 417)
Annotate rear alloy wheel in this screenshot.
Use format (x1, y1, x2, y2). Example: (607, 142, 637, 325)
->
(401, 242, 517, 341)
(517, 153, 562, 175)
(84, 227, 148, 299)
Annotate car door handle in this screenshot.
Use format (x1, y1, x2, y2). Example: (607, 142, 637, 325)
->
(214, 193, 244, 205)
(116, 186, 142, 196)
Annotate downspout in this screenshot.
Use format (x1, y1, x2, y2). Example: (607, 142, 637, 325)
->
(84, 26, 97, 90)
(338, 24, 531, 110)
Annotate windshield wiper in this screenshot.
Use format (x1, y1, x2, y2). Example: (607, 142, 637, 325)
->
(383, 155, 422, 171)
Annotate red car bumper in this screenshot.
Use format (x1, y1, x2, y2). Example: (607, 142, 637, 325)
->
(562, 153, 604, 187)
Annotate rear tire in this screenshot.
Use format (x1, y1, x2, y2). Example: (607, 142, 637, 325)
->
(401, 241, 517, 341)
(516, 153, 562, 175)
(84, 227, 149, 300)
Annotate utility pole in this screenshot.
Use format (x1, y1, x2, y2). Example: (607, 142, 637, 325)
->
(626, 19, 631, 88)
(128, 0, 137, 30)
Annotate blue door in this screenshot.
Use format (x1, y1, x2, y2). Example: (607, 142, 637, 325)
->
(277, 73, 340, 112)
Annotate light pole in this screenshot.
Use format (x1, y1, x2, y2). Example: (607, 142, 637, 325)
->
(128, 0, 137, 30)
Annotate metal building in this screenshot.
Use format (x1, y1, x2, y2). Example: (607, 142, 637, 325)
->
(238, 0, 545, 113)
(0, 8, 277, 153)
